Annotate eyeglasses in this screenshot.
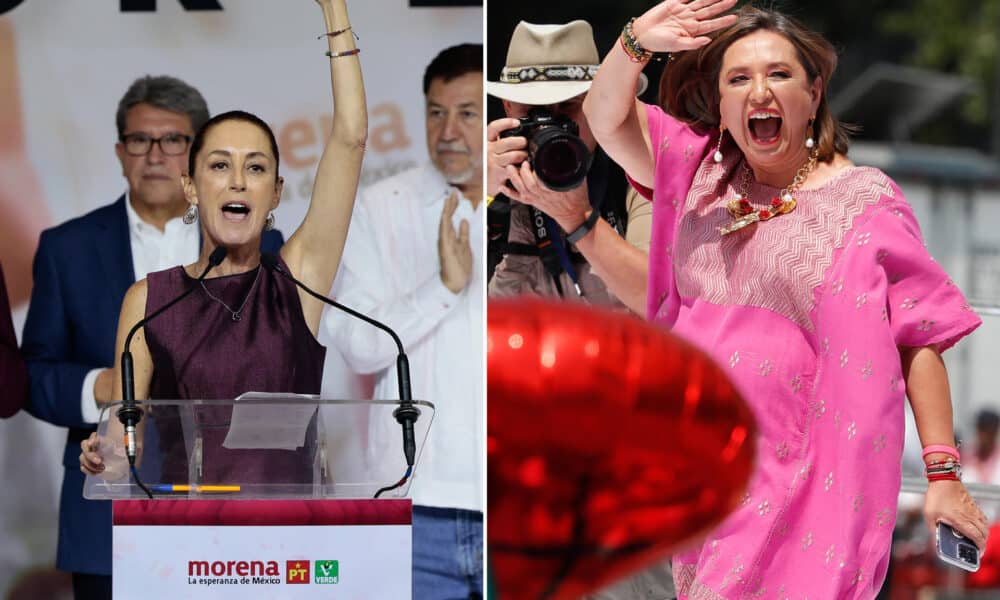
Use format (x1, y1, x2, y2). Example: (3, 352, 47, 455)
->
(120, 132, 192, 156)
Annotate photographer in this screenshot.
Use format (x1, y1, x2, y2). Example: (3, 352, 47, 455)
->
(486, 20, 651, 312)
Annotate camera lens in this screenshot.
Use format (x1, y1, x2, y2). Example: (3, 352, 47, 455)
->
(530, 127, 591, 192)
(959, 543, 978, 563)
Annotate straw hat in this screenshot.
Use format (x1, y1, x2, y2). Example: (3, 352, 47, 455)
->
(488, 20, 647, 106)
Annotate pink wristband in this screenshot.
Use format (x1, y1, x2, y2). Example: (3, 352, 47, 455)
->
(922, 444, 960, 461)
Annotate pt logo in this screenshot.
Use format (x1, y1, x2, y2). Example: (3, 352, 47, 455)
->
(286, 560, 310, 584)
(315, 560, 339, 584)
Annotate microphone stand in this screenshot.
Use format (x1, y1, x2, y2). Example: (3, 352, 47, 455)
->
(259, 254, 420, 496)
(117, 247, 227, 498)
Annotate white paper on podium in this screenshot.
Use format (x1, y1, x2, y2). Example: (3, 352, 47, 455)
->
(222, 392, 318, 450)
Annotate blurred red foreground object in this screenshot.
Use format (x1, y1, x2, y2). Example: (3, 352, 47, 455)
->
(487, 298, 757, 600)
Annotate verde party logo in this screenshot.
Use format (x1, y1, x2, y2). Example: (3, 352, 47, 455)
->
(315, 560, 339, 584)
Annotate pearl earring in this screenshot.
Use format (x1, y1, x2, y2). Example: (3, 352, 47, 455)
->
(805, 118, 816, 149)
(713, 126, 724, 163)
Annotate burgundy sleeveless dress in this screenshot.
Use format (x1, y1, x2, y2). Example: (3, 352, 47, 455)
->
(143, 258, 325, 484)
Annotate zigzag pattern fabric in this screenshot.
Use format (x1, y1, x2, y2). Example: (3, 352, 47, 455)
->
(675, 161, 895, 332)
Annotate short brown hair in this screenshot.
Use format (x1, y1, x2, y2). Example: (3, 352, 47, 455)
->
(658, 6, 851, 162)
(423, 43, 483, 95)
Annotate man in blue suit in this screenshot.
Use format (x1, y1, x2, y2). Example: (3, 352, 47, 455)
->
(21, 75, 283, 600)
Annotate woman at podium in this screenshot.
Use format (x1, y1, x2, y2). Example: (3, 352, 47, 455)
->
(79, 0, 366, 482)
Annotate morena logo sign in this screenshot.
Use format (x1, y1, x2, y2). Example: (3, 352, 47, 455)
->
(188, 560, 280, 578)
(0, 1, 223, 16)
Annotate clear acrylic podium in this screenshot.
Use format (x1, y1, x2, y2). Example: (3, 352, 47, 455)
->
(83, 397, 434, 598)
(84, 397, 435, 499)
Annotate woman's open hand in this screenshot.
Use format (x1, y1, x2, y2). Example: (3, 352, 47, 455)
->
(633, 0, 739, 54)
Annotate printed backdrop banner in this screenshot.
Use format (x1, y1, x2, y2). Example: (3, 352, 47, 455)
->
(0, 1, 480, 594)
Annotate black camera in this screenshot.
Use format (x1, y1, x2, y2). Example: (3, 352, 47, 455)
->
(499, 108, 592, 192)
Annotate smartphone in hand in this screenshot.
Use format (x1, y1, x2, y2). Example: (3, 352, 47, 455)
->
(936, 522, 981, 572)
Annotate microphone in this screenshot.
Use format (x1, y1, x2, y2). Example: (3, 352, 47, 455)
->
(259, 253, 419, 468)
(118, 246, 227, 466)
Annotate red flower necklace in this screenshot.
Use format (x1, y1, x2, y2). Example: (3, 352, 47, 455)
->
(719, 148, 818, 236)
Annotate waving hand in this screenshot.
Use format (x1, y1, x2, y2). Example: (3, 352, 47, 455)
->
(633, 0, 739, 53)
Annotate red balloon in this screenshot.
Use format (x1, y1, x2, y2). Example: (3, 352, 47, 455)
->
(488, 298, 756, 600)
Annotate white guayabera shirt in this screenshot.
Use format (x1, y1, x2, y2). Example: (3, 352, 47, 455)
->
(325, 164, 484, 512)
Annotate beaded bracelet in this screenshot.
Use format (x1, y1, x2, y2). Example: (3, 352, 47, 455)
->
(925, 459, 962, 482)
(620, 18, 652, 63)
(926, 464, 961, 476)
(326, 49, 361, 59)
(926, 459, 960, 469)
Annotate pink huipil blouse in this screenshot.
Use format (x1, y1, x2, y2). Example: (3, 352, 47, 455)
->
(634, 104, 981, 599)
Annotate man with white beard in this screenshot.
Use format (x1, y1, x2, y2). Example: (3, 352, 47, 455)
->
(324, 43, 484, 599)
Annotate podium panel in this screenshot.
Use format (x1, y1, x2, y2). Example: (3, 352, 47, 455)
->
(112, 498, 411, 598)
(82, 398, 432, 597)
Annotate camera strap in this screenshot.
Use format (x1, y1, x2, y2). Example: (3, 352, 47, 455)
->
(528, 207, 573, 296)
(527, 147, 622, 298)
(589, 146, 623, 236)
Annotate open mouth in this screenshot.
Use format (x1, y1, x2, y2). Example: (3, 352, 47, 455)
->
(221, 202, 251, 221)
(748, 112, 782, 145)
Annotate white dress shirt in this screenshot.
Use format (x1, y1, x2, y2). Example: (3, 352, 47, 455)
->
(325, 164, 484, 512)
(80, 194, 199, 423)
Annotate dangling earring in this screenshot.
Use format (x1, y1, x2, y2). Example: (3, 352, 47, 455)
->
(805, 118, 816, 149)
(713, 126, 725, 163)
(265, 211, 275, 231)
(182, 204, 198, 225)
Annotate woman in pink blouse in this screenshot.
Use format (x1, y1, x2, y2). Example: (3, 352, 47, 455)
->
(568, 1, 990, 597)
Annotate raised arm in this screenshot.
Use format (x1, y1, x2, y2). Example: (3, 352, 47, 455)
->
(583, 49, 654, 189)
(282, 0, 368, 333)
(583, 0, 737, 189)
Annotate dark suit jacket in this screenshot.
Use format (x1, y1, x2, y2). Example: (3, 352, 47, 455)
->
(0, 262, 28, 418)
(21, 195, 283, 575)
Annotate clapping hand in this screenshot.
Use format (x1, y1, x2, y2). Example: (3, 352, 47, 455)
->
(633, 0, 739, 54)
(438, 192, 472, 294)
